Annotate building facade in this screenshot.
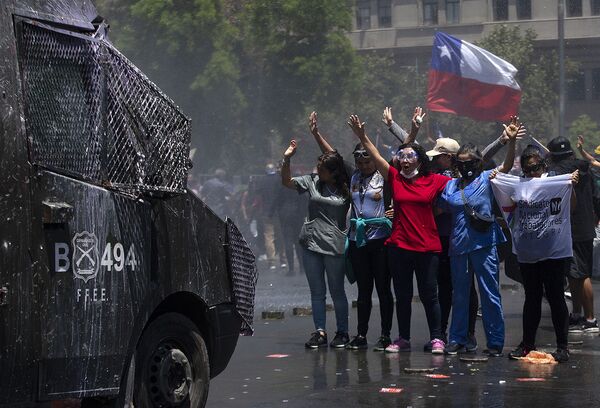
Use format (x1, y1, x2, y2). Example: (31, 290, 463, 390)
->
(349, 0, 600, 125)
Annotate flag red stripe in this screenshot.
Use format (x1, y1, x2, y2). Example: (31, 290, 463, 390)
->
(427, 69, 521, 122)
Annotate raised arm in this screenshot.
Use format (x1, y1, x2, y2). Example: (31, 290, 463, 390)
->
(281, 140, 298, 189)
(482, 119, 527, 162)
(309, 111, 335, 154)
(348, 114, 390, 180)
(406, 106, 426, 144)
(382, 106, 425, 145)
(382, 107, 408, 143)
(576, 135, 600, 168)
(498, 116, 522, 173)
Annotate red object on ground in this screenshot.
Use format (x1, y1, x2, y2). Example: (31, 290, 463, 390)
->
(426, 374, 451, 379)
(380, 388, 404, 393)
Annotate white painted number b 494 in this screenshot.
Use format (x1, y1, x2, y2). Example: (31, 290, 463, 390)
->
(54, 237, 138, 278)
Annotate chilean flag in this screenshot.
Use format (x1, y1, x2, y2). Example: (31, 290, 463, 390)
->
(427, 32, 521, 122)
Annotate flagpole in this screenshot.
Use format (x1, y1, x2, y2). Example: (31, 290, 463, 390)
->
(558, 0, 566, 138)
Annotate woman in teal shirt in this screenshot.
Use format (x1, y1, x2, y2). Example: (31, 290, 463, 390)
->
(281, 139, 351, 349)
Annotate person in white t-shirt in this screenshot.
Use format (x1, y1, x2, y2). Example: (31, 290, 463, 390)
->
(491, 145, 579, 363)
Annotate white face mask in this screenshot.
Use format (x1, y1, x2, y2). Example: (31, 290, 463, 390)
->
(400, 166, 420, 179)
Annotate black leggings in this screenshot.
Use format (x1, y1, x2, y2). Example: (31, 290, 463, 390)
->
(388, 246, 442, 341)
(438, 236, 478, 337)
(520, 258, 570, 349)
(348, 239, 394, 336)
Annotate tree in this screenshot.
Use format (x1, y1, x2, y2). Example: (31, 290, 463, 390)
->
(569, 114, 600, 153)
(96, 0, 247, 172)
(95, 0, 366, 173)
(238, 0, 363, 164)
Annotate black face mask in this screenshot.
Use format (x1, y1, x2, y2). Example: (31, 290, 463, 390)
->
(456, 159, 482, 180)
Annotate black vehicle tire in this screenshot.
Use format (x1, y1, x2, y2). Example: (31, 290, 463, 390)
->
(134, 313, 210, 408)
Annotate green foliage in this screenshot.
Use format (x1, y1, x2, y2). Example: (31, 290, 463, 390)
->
(569, 114, 600, 152)
(91, 4, 576, 172)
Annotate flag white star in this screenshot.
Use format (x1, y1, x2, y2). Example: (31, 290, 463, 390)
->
(438, 45, 452, 60)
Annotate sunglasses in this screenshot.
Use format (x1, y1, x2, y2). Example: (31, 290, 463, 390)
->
(523, 162, 544, 174)
(353, 150, 370, 159)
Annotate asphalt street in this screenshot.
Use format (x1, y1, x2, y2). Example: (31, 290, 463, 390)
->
(207, 265, 600, 408)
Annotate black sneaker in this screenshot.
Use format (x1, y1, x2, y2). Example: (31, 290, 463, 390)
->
(465, 334, 478, 353)
(483, 348, 504, 357)
(551, 348, 570, 363)
(346, 335, 368, 350)
(569, 315, 584, 333)
(305, 331, 328, 349)
(508, 343, 534, 360)
(444, 342, 465, 355)
(581, 319, 600, 333)
(330, 332, 350, 348)
(373, 335, 392, 351)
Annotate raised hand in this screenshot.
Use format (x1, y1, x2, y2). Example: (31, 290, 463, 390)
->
(347, 114, 366, 139)
(309, 111, 319, 136)
(572, 169, 580, 185)
(411, 106, 427, 130)
(577, 135, 584, 149)
(502, 116, 522, 141)
(500, 116, 525, 143)
(284, 140, 297, 158)
(382, 107, 393, 127)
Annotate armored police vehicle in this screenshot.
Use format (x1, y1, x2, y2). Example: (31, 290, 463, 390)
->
(0, 1, 256, 407)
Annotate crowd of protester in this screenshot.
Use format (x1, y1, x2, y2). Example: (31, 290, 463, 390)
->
(190, 106, 600, 363)
(276, 107, 600, 363)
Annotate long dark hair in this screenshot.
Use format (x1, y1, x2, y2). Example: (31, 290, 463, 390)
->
(520, 144, 546, 169)
(396, 142, 431, 176)
(318, 151, 350, 198)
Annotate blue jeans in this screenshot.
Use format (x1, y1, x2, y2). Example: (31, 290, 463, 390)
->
(450, 246, 505, 349)
(302, 247, 349, 334)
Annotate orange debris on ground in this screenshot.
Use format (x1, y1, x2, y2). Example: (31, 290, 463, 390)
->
(519, 350, 557, 364)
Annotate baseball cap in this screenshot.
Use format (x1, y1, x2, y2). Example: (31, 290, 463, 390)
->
(547, 137, 573, 156)
(426, 138, 460, 157)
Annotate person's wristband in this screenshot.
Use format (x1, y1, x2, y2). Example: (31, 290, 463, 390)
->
(281, 157, 290, 166)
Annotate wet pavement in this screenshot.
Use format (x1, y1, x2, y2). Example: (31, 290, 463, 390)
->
(208, 265, 600, 407)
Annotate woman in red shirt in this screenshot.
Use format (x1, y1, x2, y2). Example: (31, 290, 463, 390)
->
(348, 115, 450, 354)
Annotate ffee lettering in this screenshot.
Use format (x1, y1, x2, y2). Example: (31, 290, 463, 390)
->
(76, 288, 107, 303)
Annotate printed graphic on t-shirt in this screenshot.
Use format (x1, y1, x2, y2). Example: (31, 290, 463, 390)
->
(491, 173, 573, 263)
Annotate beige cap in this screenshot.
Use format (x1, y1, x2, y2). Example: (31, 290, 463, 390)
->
(426, 138, 460, 157)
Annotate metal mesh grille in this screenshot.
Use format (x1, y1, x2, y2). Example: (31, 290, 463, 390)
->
(18, 21, 191, 194)
(226, 219, 257, 336)
(19, 23, 104, 181)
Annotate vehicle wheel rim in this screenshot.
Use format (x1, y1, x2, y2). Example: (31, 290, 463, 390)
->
(148, 342, 193, 406)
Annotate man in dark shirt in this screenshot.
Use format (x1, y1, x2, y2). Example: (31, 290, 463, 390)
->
(547, 137, 599, 333)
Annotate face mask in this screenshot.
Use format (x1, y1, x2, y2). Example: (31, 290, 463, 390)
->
(456, 160, 481, 180)
(400, 165, 420, 179)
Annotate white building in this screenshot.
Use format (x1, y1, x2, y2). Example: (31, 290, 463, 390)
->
(349, 0, 600, 124)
